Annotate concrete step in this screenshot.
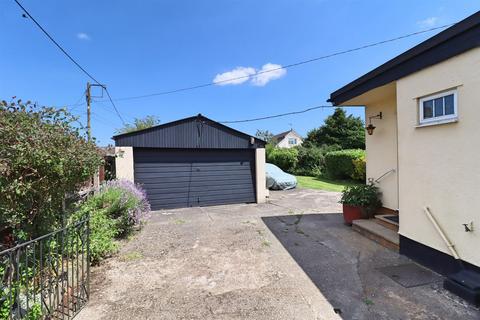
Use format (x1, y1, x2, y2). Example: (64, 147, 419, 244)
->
(375, 214, 399, 232)
(352, 219, 399, 252)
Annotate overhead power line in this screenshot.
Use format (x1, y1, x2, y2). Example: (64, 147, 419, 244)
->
(104, 88, 126, 124)
(220, 104, 352, 124)
(13, 0, 101, 84)
(13, 0, 126, 125)
(89, 22, 455, 104)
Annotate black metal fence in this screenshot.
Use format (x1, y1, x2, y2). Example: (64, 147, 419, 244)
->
(0, 218, 90, 320)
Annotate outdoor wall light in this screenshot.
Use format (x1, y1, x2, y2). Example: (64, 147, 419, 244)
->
(366, 112, 383, 135)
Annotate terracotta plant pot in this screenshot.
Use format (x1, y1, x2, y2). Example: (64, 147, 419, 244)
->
(342, 204, 364, 225)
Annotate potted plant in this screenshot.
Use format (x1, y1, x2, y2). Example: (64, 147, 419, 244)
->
(340, 183, 382, 225)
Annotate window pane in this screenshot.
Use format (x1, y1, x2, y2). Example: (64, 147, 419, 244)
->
(423, 100, 433, 119)
(434, 97, 444, 117)
(445, 94, 455, 115)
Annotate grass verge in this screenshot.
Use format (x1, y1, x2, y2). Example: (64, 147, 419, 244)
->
(296, 175, 360, 192)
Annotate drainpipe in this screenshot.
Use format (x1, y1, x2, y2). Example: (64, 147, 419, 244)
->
(423, 206, 460, 260)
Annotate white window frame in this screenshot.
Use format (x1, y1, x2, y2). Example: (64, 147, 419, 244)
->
(418, 89, 458, 125)
(288, 138, 297, 145)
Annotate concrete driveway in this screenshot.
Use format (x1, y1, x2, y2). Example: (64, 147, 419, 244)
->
(77, 189, 479, 320)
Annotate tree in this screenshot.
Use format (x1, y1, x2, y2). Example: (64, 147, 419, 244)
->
(0, 99, 103, 239)
(116, 115, 160, 134)
(305, 108, 365, 149)
(255, 129, 274, 143)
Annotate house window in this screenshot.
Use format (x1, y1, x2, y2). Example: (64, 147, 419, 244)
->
(419, 89, 457, 124)
(288, 138, 297, 145)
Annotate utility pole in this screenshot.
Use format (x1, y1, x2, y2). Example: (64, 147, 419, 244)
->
(86, 82, 92, 141)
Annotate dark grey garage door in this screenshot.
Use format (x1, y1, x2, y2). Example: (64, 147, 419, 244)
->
(134, 149, 256, 210)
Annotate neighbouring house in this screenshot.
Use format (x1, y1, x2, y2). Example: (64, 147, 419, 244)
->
(113, 114, 268, 210)
(329, 11, 480, 299)
(272, 129, 303, 148)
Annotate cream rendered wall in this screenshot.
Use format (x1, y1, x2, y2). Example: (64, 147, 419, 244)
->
(365, 95, 398, 210)
(114, 146, 134, 182)
(343, 83, 399, 211)
(255, 148, 269, 203)
(396, 47, 480, 267)
(276, 131, 303, 148)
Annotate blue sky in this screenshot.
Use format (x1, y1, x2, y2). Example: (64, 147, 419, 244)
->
(1, 1, 479, 145)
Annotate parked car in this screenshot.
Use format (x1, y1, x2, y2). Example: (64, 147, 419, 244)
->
(266, 163, 297, 190)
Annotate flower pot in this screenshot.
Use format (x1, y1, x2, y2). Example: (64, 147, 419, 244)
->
(342, 204, 364, 225)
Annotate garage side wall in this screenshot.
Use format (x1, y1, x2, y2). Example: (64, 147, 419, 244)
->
(114, 146, 134, 182)
(255, 148, 268, 203)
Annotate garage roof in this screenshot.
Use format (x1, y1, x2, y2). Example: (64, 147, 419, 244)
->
(113, 114, 266, 149)
(329, 11, 480, 106)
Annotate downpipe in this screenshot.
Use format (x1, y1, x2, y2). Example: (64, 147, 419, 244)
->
(423, 206, 463, 267)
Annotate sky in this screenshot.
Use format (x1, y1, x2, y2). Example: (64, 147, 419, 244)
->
(1, 1, 479, 145)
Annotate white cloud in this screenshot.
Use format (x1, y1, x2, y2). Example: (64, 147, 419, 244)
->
(77, 32, 91, 41)
(213, 63, 286, 86)
(251, 63, 287, 86)
(213, 66, 256, 85)
(417, 17, 439, 28)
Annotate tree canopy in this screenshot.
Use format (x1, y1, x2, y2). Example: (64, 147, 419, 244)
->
(116, 115, 160, 134)
(255, 129, 274, 143)
(304, 108, 365, 149)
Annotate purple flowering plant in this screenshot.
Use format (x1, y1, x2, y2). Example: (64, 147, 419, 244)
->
(97, 179, 151, 235)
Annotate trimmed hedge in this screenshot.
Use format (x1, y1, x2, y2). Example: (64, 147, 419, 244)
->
(324, 149, 365, 181)
(266, 146, 298, 173)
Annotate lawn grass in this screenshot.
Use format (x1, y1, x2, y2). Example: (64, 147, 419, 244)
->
(296, 175, 361, 192)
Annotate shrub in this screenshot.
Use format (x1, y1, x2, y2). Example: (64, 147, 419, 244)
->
(0, 99, 102, 239)
(324, 149, 365, 180)
(294, 146, 325, 176)
(266, 147, 298, 173)
(70, 179, 150, 263)
(100, 179, 151, 236)
(340, 183, 382, 218)
(351, 155, 366, 182)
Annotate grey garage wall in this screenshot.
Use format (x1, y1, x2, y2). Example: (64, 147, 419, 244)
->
(114, 116, 265, 149)
(134, 148, 256, 209)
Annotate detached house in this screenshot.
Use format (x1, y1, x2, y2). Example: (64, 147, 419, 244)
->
(329, 11, 480, 286)
(272, 129, 303, 148)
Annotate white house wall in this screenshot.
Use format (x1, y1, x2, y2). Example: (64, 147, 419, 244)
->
(276, 131, 303, 148)
(396, 47, 480, 267)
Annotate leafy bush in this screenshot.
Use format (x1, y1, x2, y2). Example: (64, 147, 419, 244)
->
(351, 155, 366, 182)
(266, 147, 298, 173)
(340, 183, 382, 217)
(294, 145, 342, 176)
(70, 179, 150, 263)
(0, 99, 102, 239)
(324, 149, 365, 180)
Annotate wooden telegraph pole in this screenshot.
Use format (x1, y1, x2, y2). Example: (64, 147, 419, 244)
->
(86, 82, 92, 141)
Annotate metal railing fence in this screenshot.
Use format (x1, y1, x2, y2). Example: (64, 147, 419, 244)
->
(0, 218, 89, 320)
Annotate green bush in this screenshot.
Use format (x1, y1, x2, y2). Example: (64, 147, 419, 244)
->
(0, 99, 102, 239)
(340, 183, 382, 218)
(70, 179, 150, 264)
(324, 149, 365, 180)
(351, 155, 366, 182)
(266, 147, 298, 173)
(294, 146, 325, 176)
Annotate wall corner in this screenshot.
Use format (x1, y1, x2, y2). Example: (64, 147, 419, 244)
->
(255, 148, 268, 203)
(114, 146, 134, 182)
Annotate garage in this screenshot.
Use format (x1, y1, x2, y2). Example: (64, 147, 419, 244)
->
(113, 114, 267, 210)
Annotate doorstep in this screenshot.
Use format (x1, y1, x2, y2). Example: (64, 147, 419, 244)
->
(352, 219, 399, 252)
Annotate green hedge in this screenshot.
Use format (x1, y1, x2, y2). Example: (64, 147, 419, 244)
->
(266, 146, 298, 173)
(324, 149, 365, 181)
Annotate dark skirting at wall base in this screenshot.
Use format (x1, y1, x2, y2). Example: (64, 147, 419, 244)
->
(399, 235, 480, 276)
